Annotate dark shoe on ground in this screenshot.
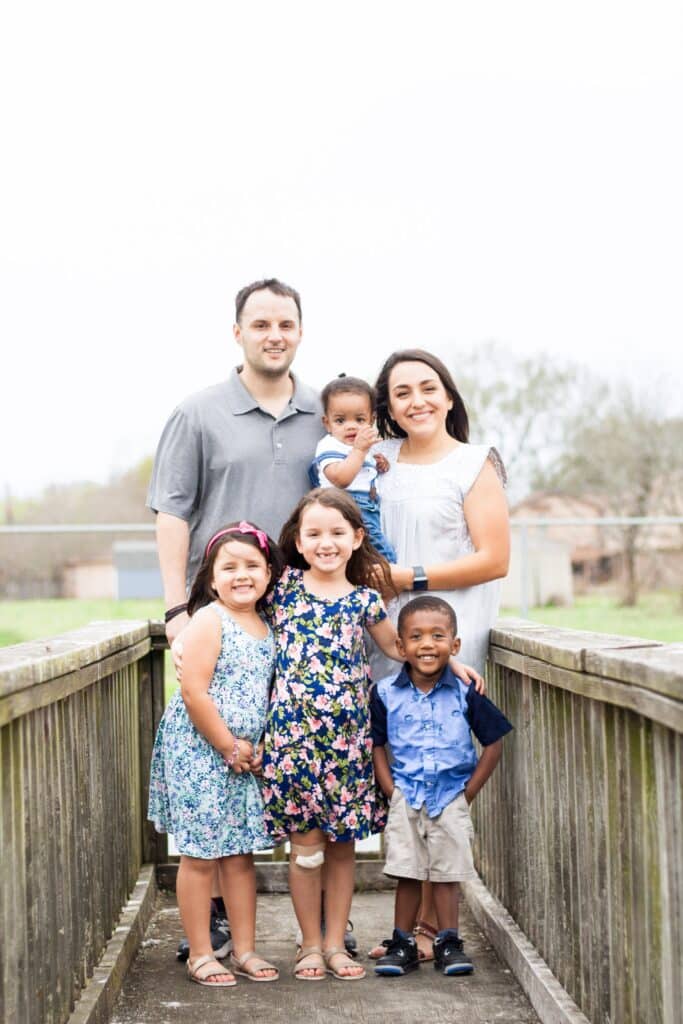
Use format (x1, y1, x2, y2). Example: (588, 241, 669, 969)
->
(433, 930, 474, 975)
(374, 928, 420, 976)
(344, 919, 358, 959)
(176, 911, 232, 962)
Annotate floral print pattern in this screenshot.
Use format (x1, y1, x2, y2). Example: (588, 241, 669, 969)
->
(262, 567, 387, 842)
(148, 604, 275, 859)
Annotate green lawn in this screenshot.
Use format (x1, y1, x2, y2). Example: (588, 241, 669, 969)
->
(2, 591, 680, 649)
(503, 590, 682, 644)
(0, 598, 164, 648)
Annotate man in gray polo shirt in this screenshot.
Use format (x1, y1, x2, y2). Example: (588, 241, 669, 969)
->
(147, 277, 321, 644)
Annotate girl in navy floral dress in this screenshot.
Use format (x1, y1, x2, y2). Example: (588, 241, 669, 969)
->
(149, 522, 285, 988)
(262, 489, 476, 982)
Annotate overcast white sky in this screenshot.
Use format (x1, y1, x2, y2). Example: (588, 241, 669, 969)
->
(1, 1, 682, 498)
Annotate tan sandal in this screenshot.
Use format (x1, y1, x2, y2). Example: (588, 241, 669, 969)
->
(187, 954, 236, 987)
(324, 946, 366, 980)
(414, 920, 437, 962)
(229, 950, 279, 982)
(294, 945, 326, 981)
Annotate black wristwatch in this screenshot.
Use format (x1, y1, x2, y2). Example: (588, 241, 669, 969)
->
(411, 565, 429, 591)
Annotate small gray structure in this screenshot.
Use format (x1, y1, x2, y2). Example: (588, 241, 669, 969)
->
(113, 541, 162, 599)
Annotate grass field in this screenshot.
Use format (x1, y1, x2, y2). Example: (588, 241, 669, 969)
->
(1, 591, 680, 649)
(504, 589, 682, 644)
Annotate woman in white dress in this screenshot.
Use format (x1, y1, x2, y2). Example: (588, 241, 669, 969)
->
(369, 348, 510, 959)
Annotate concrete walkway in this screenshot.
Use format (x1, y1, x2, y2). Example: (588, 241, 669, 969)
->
(111, 891, 539, 1024)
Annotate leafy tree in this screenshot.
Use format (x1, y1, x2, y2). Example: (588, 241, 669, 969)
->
(449, 341, 599, 502)
(542, 385, 681, 605)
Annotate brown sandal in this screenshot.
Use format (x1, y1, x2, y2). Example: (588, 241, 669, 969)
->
(187, 954, 236, 987)
(414, 920, 437, 962)
(294, 945, 326, 981)
(323, 946, 366, 980)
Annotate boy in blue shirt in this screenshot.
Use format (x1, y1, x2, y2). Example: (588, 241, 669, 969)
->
(370, 596, 512, 977)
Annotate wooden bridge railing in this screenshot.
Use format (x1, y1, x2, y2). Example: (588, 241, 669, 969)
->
(475, 619, 682, 1024)
(0, 620, 167, 1024)
(1, 617, 681, 1024)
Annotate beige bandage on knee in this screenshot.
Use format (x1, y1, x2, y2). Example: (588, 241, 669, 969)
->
(290, 842, 326, 870)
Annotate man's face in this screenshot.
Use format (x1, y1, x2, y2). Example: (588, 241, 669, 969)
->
(234, 289, 302, 379)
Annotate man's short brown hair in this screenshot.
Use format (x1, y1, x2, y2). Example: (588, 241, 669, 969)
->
(234, 278, 302, 324)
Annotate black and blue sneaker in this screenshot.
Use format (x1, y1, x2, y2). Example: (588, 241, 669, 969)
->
(374, 928, 419, 976)
(433, 930, 473, 975)
(175, 909, 232, 962)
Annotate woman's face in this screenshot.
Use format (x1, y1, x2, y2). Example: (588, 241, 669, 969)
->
(387, 360, 453, 439)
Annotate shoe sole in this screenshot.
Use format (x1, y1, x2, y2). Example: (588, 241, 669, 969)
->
(375, 962, 419, 976)
(438, 963, 474, 975)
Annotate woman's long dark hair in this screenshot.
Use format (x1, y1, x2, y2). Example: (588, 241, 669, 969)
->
(279, 488, 395, 594)
(187, 522, 286, 615)
(374, 349, 469, 441)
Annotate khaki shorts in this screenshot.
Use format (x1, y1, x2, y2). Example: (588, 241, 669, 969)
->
(383, 788, 476, 883)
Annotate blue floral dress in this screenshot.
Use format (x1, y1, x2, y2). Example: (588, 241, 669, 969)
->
(262, 567, 387, 843)
(148, 604, 275, 859)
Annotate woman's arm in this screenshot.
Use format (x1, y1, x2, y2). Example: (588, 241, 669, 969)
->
(389, 460, 510, 592)
(180, 610, 253, 771)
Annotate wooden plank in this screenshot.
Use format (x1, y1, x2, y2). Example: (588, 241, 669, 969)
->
(0, 622, 151, 695)
(489, 647, 683, 733)
(0, 640, 152, 727)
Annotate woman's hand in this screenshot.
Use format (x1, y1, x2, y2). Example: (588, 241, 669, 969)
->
(389, 564, 414, 593)
(451, 657, 486, 694)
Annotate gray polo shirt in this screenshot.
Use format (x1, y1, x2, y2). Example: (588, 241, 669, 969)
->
(147, 368, 322, 587)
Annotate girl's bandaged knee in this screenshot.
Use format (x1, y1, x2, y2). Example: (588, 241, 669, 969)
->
(291, 843, 325, 870)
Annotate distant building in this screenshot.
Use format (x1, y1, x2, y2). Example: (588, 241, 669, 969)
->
(501, 531, 573, 608)
(511, 491, 683, 591)
(113, 541, 162, 599)
(61, 558, 116, 599)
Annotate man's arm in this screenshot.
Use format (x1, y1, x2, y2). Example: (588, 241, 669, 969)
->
(156, 512, 191, 642)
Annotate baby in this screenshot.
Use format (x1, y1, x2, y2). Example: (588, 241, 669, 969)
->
(309, 375, 396, 561)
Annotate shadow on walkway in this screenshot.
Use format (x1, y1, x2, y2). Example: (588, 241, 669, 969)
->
(112, 890, 539, 1024)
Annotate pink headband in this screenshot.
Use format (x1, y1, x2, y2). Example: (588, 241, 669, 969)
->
(205, 521, 270, 559)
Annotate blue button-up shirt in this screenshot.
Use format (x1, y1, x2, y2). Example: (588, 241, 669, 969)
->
(370, 664, 512, 818)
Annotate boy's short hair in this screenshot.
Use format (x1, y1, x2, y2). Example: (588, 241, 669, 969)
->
(397, 596, 458, 636)
(321, 374, 375, 414)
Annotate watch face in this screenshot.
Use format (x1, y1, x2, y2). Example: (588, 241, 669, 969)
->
(413, 575, 428, 591)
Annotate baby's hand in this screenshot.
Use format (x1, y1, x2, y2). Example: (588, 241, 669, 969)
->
(374, 453, 390, 474)
(352, 424, 380, 453)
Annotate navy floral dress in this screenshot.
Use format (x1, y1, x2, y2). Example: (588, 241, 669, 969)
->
(262, 567, 387, 843)
(148, 604, 275, 859)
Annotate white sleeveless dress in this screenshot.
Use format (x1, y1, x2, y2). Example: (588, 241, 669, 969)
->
(370, 440, 507, 678)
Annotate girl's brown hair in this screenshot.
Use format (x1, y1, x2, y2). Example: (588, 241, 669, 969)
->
(374, 348, 469, 441)
(278, 489, 395, 594)
(187, 522, 286, 615)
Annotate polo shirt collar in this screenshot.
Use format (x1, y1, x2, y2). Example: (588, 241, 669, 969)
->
(391, 663, 460, 690)
(227, 367, 318, 415)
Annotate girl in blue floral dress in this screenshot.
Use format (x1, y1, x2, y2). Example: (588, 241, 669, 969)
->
(262, 489, 477, 982)
(148, 521, 286, 988)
